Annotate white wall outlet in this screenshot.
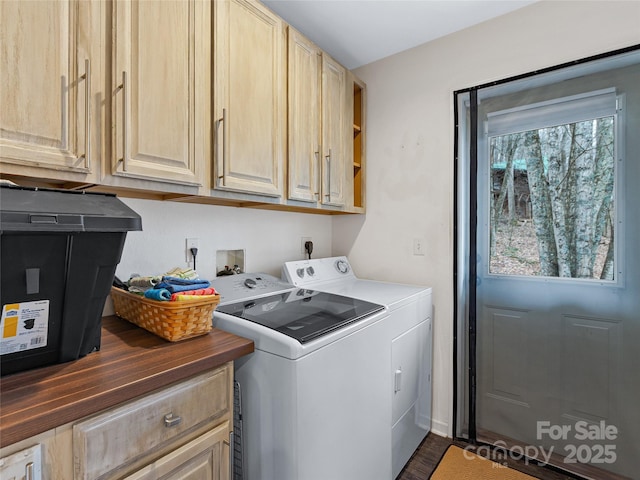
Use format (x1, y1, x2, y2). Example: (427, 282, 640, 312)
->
(185, 237, 199, 263)
(413, 237, 426, 256)
(301, 236, 313, 255)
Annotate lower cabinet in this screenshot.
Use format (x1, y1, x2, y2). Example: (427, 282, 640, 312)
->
(73, 363, 233, 480)
(124, 421, 230, 480)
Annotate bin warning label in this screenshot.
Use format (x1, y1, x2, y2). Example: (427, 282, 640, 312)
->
(1, 301, 49, 355)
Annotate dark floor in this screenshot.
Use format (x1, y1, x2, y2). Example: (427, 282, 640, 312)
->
(397, 433, 580, 480)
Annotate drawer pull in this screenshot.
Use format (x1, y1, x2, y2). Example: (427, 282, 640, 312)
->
(163, 413, 182, 428)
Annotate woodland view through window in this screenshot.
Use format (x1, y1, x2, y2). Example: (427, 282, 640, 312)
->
(489, 114, 616, 280)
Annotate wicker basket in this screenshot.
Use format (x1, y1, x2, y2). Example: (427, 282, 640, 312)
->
(110, 287, 220, 342)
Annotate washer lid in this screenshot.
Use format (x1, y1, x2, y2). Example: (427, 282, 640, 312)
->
(216, 288, 385, 344)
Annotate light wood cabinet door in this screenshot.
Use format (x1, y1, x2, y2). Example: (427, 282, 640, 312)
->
(74, 365, 231, 480)
(213, 0, 285, 198)
(124, 421, 230, 480)
(0, 425, 73, 480)
(287, 28, 321, 203)
(321, 54, 348, 207)
(0, 0, 100, 182)
(110, 0, 209, 188)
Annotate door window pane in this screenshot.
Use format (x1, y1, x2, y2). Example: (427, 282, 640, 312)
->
(489, 116, 615, 279)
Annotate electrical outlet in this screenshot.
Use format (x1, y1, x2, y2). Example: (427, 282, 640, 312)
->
(301, 237, 312, 255)
(413, 237, 426, 256)
(186, 238, 199, 262)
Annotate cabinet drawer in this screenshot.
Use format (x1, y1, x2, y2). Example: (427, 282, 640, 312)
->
(73, 364, 231, 480)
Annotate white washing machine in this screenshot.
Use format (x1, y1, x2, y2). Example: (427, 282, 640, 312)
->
(211, 273, 392, 480)
(282, 256, 433, 479)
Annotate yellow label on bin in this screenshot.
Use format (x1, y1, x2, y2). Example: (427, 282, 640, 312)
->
(1, 301, 49, 355)
(3, 316, 18, 338)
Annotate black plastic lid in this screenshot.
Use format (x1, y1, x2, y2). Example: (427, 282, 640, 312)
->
(0, 185, 143, 233)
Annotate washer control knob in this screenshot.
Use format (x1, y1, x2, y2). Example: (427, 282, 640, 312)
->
(335, 260, 350, 274)
(306, 266, 315, 276)
(296, 268, 305, 278)
(244, 278, 257, 289)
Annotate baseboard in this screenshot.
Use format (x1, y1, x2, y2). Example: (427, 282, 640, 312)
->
(430, 418, 450, 438)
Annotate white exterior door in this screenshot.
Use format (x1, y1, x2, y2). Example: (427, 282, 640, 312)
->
(470, 61, 640, 479)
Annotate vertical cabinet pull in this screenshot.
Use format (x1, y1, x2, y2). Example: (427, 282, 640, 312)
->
(217, 108, 227, 180)
(25, 461, 34, 480)
(80, 58, 91, 169)
(324, 148, 332, 201)
(314, 148, 320, 199)
(119, 71, 128, 171)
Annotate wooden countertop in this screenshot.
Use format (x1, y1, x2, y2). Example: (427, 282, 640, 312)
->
(0, 316, 254, 447)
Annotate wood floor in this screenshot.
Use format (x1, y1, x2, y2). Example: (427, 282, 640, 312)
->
(397, 432, 581, 480)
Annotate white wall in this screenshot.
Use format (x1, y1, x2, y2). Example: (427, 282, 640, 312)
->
(106, 198, 332, 313)
(333, 0, 640, 437)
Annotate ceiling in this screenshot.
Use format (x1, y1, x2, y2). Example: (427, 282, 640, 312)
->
(262, 0, 537, 70)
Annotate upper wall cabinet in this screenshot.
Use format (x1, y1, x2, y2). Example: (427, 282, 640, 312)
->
(0, 0, 101, 184)
(109, 0, 209, 190)
(213, 0, 285, 198)
(287, 28, 321, 203)
(287, 28, 353, 211)
(321, 54, 349, 207)
(1, 0, 364, 214)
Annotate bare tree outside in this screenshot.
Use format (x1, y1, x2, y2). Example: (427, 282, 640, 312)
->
(489, 116, 615, 280)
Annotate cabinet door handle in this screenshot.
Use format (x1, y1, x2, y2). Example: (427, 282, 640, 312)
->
(80, 58, 91, 169)
(118, 71, 128, 171)
(324, 148, 332, 201)
(163, 412, 182, 428)
(25, 461, 34, 480)
(314, 148, 320, 199)
(217, 108, 227, 180)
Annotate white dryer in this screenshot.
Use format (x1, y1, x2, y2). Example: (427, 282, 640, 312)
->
(282, 256, 433, 478)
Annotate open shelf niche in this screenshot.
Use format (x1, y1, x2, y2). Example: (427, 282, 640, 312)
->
(353, 78, 365, 209)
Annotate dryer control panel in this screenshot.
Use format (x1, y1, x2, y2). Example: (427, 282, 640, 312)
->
(211, 273, 294, 305)
(282, 256, 356, 287)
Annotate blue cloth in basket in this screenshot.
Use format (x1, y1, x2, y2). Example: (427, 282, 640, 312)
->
(144, 288, 172, 301)
(156, 276, 211, 293)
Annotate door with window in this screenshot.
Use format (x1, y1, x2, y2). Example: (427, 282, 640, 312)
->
(457, 53, 640, 479)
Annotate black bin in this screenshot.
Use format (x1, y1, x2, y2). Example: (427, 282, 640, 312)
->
(0, 185, 142, 376)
